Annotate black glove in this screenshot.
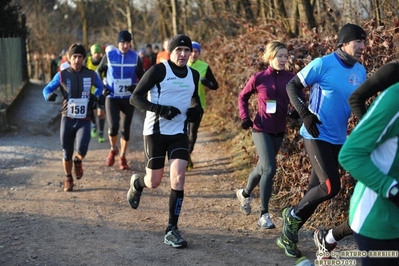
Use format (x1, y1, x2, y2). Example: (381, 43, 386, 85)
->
(302, 113, 322, 138)
(102, 88, 111, 97)
(158, 105, 181, 120)
(287, 110, 300, 120)
(89, 94, 98, 109)
(241, 118, 253, 129)
(200, 78, 212, 88)
(127, 84, 136, 93)
(47, 92, 57, 102)
(186, 107, 202, 122)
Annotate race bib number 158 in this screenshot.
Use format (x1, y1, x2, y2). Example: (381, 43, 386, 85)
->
(67, 98, 88, 118)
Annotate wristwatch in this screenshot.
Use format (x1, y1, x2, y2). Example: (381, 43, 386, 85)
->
(389, 185, 399, 198)
(388, 184, 399, 208)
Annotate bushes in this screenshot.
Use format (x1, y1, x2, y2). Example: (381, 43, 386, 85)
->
(201, 20, 398, 228)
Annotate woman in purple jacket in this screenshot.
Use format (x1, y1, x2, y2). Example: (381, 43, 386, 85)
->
(236, 41, 296, 229)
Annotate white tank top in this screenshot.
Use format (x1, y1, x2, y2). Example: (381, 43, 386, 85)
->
(143, 61, 195, 135)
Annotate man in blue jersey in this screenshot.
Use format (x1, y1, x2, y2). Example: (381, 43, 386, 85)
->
(43, 43, 104, 192)
(96, 30, 144, 170)
(276, 23, 367, 258)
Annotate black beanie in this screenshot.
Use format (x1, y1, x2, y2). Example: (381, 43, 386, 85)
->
(338, 23, 366, 47)
(168, 34, 192, 53)
(117, 30, 132, 43)
(69, 44, 86, 58)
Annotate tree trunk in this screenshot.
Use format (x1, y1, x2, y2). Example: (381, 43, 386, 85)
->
(290, 0, 300, 36)
(76, 0, 88, 48)
(171, 0, 177, 35)
(373, 0, 382, 26)
(297, 0, 316, 34)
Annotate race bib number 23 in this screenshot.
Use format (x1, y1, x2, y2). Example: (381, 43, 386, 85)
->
(113, 79, 132, 97)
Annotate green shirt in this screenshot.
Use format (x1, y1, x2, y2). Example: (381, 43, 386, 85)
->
(339, 83, 399, 240)
(188, 59, 209, 109)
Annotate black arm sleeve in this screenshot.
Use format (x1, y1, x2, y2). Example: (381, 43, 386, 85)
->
(136, 57, 144, 80)
(96, 55, 108, 78)
(129, 64, 166, 112)
(349, 61, 399, 119)
(204, 66, 219, 90)
(286, 75, 310, 117)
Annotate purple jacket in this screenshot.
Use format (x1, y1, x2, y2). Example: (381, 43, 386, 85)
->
(238, 66, 295, 134)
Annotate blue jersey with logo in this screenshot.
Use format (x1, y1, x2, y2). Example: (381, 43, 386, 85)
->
(297, 52, 366, 144)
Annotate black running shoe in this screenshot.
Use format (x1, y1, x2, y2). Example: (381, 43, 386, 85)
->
(282, 207, 302, 243)
(127, 174, 142, 209)
(276, 235, 301, 258)
(164, 226, 188, 248)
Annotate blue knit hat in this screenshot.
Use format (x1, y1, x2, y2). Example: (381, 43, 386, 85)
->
(192, 41, 201, 54)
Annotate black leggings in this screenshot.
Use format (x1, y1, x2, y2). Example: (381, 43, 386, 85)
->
(332, 219, 353, 242)
(188, 114, 203, 153)
(105, 97, 134, 140)
(354, 233, 399, 266)
(294, 139, 342, 223)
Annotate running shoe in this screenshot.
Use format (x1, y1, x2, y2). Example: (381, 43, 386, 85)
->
(63, 176, 74, 192)
(314, 229, 337, 260)
(91, 127, 97, 138)
(119, 156, 129, 170)
(282, 206, 302, 243)
(164, 226, 188, 248)
(106, 149, 119, 166)
(127, 174, 142, 209)
(236, 188, 252, 215)
(73, 156, 83, 180)
(257, 213, 275, 229)
(276, 235, 302, 258)
(98, 132, 105, 143)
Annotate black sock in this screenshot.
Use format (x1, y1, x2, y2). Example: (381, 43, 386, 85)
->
(242, 190, 250, 198)
(134, 175, 146, 192)
(261, 210, 268, 216)
(99, 118, 105, 132)
(168, 189, 184, 230)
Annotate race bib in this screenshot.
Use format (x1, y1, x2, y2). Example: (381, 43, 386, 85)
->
(67, 98, 88, 118)
(266, 100, 276, 114)
(113, 79, 132, 97)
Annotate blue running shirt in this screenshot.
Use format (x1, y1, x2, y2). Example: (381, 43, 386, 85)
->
(297, 53, 366, 144)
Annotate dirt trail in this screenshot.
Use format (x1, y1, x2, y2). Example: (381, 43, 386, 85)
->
(0, 81, 326, 266)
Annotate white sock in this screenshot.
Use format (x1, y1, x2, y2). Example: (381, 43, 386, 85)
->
(290, 209, 301, 220)
(325, 229, 337, 244)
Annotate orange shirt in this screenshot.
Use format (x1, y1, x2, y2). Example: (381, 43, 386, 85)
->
(156, 51, 170, 64)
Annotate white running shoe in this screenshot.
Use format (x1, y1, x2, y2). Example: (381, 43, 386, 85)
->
(257, 213, 275, 229)
(236, 189, 252, 215)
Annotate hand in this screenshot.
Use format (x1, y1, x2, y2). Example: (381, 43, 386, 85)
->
(287, 110, 300, 120)
(302, 113, 322, 138)
(159, 105, 181, 120)
(102, 88, 111, 97)
(186, 107, 202, 122)
(200, 78, 212, 88)
(127, 84, 136, 93)
(241, 118, 253, 129)
(89, 94, 98, 109)
(47, 92, 57, 102)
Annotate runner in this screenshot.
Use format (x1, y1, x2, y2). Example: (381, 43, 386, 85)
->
(96, 30, 144, 170)
(42, 43, 103, 192)
(127, 34, 203, 248)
